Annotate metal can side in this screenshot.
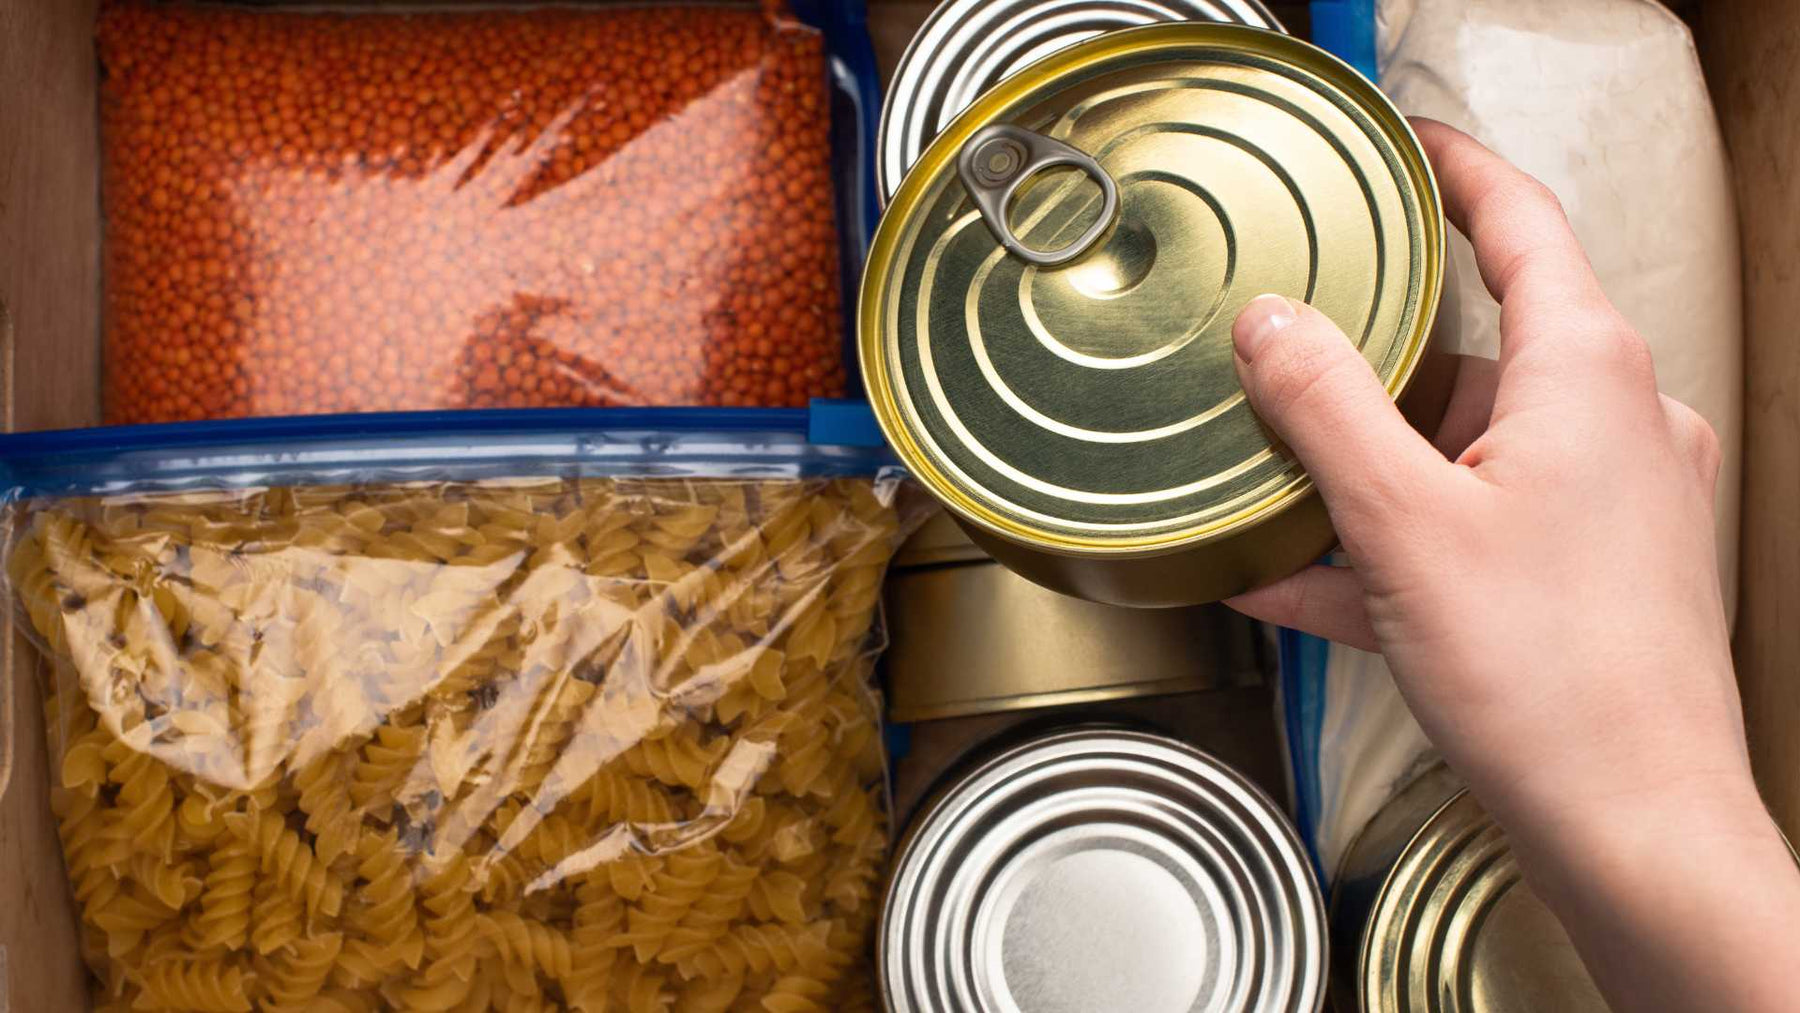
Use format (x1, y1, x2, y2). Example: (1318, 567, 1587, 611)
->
(883, 556, 1262, 721)
(881, 726, 1328, 1013)
(1329, 766, 1609, 1013)
(860, 25, 1452, 608)
(877, 0, 1286, 202)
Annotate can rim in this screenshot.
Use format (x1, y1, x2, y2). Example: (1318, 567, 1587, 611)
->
(879, 725, 1328, 1012)
(875, 722, 1148, 1000)
(1350, 776, 1800, 1011)
(860, 23, 1445, 558)
(872, 0, 970, 205)
(1353, 784, 1473, 1004)
(874, 0, 1287, 204)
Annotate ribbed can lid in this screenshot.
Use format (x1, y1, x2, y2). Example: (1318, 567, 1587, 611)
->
(860, 25, 1444, 558)
(878, 0, 1284, 201)
(1360, 791, 1609, 1013)
(881, 727, 1327, 1012)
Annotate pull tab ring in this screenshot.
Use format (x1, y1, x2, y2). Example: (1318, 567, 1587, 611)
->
(956, 123, 1121, 268)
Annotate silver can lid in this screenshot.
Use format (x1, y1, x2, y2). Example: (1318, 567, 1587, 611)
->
(881, 727, 1327, 1012)
(876, 0, 1284, 202)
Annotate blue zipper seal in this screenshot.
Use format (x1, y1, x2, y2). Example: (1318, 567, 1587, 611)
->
(1277, 2, 1379, 883)
(0, 402, 896, 500)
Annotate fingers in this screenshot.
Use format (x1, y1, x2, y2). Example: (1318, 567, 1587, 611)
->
(1435, 354, 1500, 462)
(1412, 121, 1633, 345)
(1232, 295, 1451, 547)
(1226, 565, 1378, 653)
(1412, 120, 1609, 325)
(1412, 118, 1659, 411)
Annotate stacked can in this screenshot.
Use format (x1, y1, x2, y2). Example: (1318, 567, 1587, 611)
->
(1331, 767, 1611, 1013)
(882, 727, 1328, 1012)
(862, 23, 1451, 607)
(884, 511, 1261, 721)
(870, 9, 1456, 1011)
(878, 0, 1284, 203)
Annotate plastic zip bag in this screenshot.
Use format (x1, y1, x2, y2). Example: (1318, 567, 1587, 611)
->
(1, 409, 917, 1012)
(96, 0, 880, 423)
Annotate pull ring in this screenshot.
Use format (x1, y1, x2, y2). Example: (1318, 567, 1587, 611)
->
(956, 123, 1121, 268)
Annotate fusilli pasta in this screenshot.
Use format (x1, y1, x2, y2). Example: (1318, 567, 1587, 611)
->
(8, 478, 909, 1010)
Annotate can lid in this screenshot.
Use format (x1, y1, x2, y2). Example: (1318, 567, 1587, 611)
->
(860, 24, 1443, 557)
(881, 727, 1327, 1012)
(1360, 791, 1609, 1013)
(878, 0, 1283, 201)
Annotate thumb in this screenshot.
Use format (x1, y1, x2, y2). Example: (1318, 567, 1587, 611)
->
(1232, 294, 1450, 544)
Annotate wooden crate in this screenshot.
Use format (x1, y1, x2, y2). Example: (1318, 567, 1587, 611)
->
(1, 1, 1792, 1008)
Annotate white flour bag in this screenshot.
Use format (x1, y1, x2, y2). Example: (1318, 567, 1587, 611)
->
(1292, 0, 1744, 881)
(1379, 0, 1743, 620)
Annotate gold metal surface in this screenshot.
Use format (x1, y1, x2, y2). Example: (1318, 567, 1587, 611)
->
(883, 559, 1261, 721)
(1335, 767, 1800, 1012)
(861, 24, 1444, 606)
(892, 507, 988, 568)
(1339, 772, 1609, 1013)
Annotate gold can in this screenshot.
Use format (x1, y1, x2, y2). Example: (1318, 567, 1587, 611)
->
(860, 24, 1448, 606)
(1330, 767, 1609, 1013)
(891, 506, 991, 569)
(884, 553, 1262, 721)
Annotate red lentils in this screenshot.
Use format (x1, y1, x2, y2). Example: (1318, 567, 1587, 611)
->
(97, 1, 848, 423)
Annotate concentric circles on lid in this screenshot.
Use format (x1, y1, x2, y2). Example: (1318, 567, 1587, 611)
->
(860, 25, 1444, 557)
(878, 0, 1284, 201)
(1360, 792, 1609, 1013)
(881, 728, 1326, 1012)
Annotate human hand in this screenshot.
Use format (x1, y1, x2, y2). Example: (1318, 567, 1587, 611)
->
(1225, 118, 1798, 1012)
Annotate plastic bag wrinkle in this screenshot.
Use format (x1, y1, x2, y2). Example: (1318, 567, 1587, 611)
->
(5, 474, 916, 1011)
(97, 1, 857, 421)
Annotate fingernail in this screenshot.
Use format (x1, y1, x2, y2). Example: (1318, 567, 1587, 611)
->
(1233, 294, 1297, 363)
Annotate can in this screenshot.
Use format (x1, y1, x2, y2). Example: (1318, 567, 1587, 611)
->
(892, 506, 992, 569)
(859, 24, 1449, 607)
(881, 726, 1328, 1013)
(884, 552, 1261, 721)
(1329, 766, 1609, 1013)
(877, 0, 1284, 201)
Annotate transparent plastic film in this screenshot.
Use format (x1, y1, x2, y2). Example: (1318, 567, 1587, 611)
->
(5, 474, 919, 1012)
(97, 0, 854, 422)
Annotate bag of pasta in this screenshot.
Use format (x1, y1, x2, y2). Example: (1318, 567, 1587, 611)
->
(0, 413, 917, 1012)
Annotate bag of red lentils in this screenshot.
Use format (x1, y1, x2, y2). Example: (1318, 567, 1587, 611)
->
(96, 0, 880, 423)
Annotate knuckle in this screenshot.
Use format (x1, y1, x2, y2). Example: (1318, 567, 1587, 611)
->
(1660, 392, 1702, 430)
(1523, 176, 1569, 221)
(1476, 172, 1566, 233)
(1348, 467, 1442, 529)
(1688, 414, 1723, 471)
(1475, 175, 1574, 294)
(1317, 448, 1449, 556)
(1696, 428, 1723, 477)
(1605, 325, 1656, 376)
(1571, 318, 1656, 382)
(1696, 418, 1722, 460)
(1660, 394, 1722, 476)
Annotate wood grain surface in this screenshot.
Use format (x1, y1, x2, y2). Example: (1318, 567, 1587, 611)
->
(0, 4, 1790, 1012)
(1701, 0, 1800, 844)
(0, 0, 102, 1005)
